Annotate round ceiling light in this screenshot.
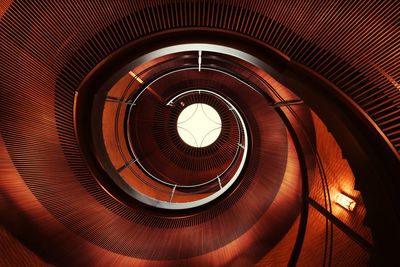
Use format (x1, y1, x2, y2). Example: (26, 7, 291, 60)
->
(177, 103, 222, 147)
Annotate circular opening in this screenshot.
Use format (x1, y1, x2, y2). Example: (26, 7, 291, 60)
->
(177, 103, 222, 148)
(86, 49, 252, 210)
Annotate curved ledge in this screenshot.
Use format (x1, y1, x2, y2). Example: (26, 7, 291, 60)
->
(74, 28, 399, 263)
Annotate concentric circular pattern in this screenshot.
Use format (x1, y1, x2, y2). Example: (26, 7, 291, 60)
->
(105, 78, 248, 208)
(60, 48, 300, 259)
(1, 1, 399, 265)
(99, 66, 249, 209)
(0, 11, 309, 265)
(131, 89, 241, 186)
(0, 20, 307, 261)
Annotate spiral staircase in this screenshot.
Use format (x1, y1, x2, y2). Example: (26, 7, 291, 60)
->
(1, 1, 399, 266)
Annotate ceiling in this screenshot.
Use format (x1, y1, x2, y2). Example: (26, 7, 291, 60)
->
(0, 1, 399, 266)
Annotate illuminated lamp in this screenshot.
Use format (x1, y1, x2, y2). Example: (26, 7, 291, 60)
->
(335, 192, 356, 211)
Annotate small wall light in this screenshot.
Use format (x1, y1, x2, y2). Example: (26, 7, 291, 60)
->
(335, 192, 356, 211)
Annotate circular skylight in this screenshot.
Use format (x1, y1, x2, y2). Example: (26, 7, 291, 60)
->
(177, 103, 222, 147)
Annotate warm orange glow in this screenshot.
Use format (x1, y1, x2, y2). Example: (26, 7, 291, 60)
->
(335, 192, 356, 211)
(128, 71, 144, 84)
(129, 71, 163, 101)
